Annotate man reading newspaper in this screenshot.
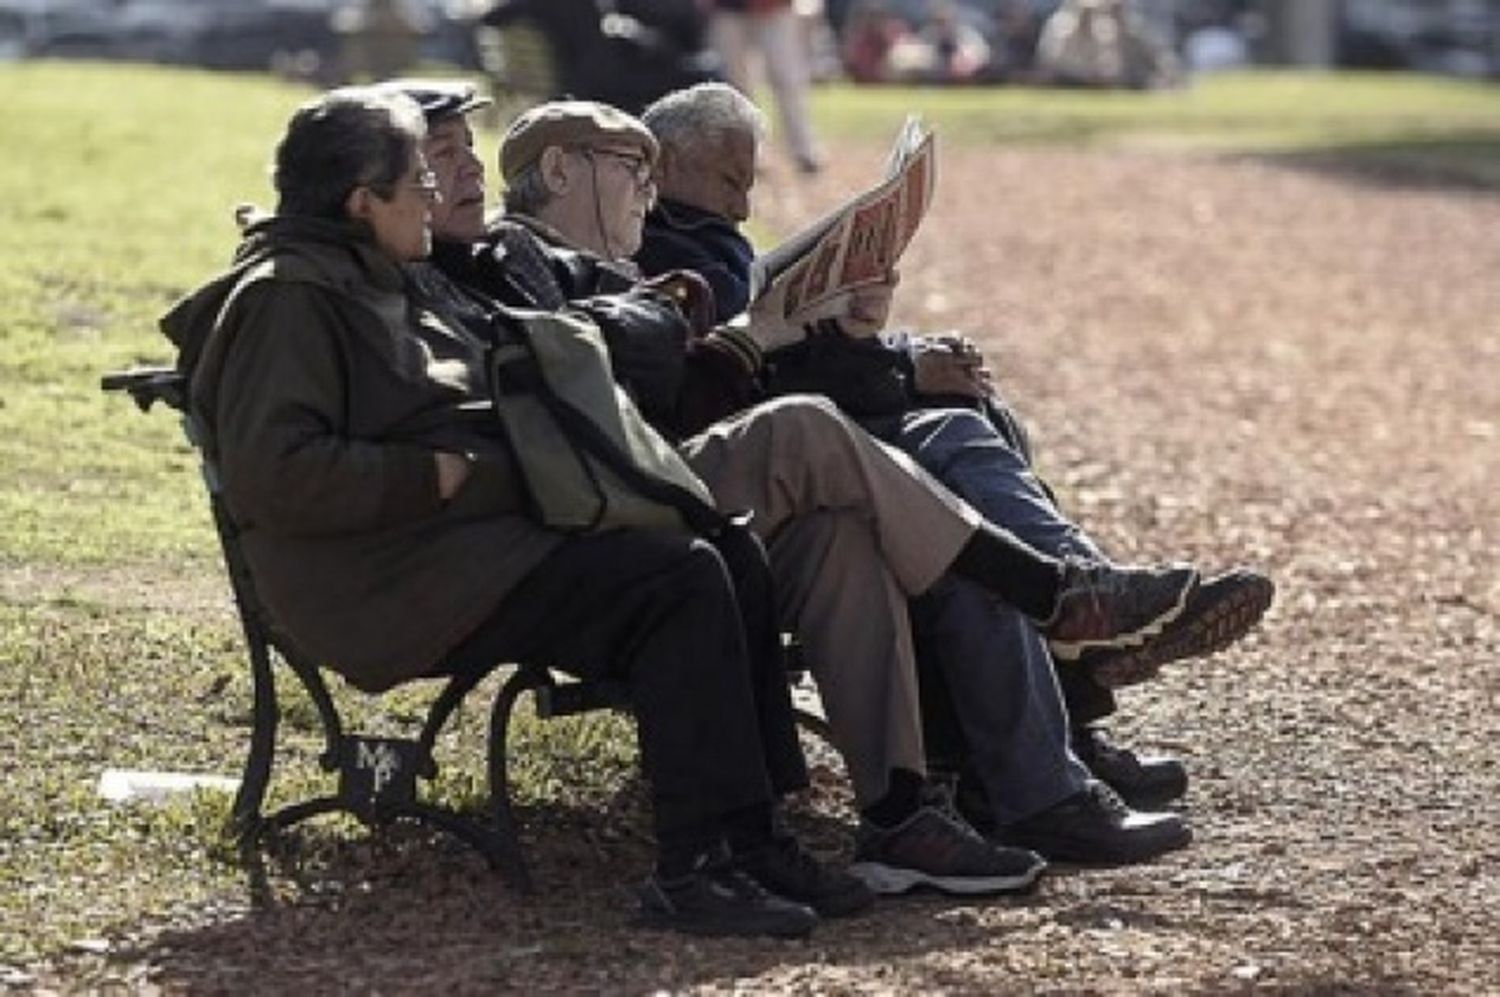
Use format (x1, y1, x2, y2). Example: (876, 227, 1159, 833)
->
(635, 82, 1275, 831)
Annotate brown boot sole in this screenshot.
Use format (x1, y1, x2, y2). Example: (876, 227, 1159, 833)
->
(1088, 571, 1275, 688)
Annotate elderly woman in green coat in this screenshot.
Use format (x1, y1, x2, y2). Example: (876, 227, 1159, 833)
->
(162, 86, 872, 939)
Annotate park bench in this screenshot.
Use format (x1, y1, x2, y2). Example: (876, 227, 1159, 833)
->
(102, 365, 831, 893)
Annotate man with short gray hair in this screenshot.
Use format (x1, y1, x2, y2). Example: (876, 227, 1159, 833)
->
(636, 82, 765, 319)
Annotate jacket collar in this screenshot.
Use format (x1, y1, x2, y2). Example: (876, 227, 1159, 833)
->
(649, 198, 737, 234)
(503, 211, 589, 256)
(234, 213, 407, 294)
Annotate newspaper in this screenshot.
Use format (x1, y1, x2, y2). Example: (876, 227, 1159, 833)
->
(749, 115, 935, 318)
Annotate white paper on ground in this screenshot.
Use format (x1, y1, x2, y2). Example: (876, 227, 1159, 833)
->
(97, 769, 240, 803)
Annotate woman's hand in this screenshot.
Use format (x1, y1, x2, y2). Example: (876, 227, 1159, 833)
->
(434, 451, 473, 501)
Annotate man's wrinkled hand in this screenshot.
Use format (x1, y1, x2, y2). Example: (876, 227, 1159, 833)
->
(831, 273, 899, 339)
(913, 347, 989, 399)
(739, 278, 811, 352)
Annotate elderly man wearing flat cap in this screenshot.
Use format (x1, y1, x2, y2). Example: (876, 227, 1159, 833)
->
(389, 82, 1199, 901)
(494, 100, 663, 263)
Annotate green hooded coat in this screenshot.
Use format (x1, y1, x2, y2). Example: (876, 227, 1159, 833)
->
(161, 215, 560, 692)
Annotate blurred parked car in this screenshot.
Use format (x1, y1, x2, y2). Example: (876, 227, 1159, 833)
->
(1341, 0, 1498, 77)
(0, 0, 485, 75)
(111, 0, 336, 72)
(0, 0, 118, 60)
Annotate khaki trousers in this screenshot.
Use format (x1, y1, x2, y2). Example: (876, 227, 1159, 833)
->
(681, 395, 982, 804)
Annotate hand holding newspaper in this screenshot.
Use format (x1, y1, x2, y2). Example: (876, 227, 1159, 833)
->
(749, 115, 935, 320)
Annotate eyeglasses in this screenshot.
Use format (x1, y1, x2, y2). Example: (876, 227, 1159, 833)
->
(408, 169, 440, 197)
(364, 167, 440, 202)
(579, 147, 654, 187)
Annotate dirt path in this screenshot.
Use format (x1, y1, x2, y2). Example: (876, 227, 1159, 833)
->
(32, 146, 1500, 993)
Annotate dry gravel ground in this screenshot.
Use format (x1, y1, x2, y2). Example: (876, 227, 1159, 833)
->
(28, 144, 1499, 994)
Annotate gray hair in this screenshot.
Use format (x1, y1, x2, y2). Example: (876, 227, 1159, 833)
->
(274, 87, 426, 220)
(640, 82, 765, 157)
(501, 161, 555, 216)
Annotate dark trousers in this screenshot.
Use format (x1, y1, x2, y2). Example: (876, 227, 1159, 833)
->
(442, 525, 808, 847)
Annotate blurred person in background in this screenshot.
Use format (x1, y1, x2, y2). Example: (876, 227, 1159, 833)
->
(1036, 0, 1180, 88)
(481, 0, 716, 112)
(910, 0, 994, 83)
(839, 0, 910, 82)
(707, 0, 825, 173)
(334, 0, 428, 81)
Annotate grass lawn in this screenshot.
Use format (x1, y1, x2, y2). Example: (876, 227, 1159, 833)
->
(0, 59, 1496, 972)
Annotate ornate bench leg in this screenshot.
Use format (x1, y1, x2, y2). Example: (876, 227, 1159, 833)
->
(486, 666, 551, 893)
(230, 637, 280, 857)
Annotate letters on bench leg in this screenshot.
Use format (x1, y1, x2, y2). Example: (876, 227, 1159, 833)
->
(341, 737, 422, 817)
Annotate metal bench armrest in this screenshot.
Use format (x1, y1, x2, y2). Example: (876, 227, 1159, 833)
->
(101, 366, 187, 413)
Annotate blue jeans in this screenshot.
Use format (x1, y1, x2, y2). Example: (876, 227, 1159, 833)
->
(909, 575, 1089, 823)
(866, 405, 1121, 820)
(878, 406, 1103, 562)
(880, 404, 1119, 722)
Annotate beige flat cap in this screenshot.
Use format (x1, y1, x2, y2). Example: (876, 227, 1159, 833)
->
(499, 100, 658, 184)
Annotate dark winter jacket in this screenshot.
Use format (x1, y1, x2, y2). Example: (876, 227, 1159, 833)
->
(161, 215, 560, 692)
(637, 199, 755, 323)
(433, 216, 763, 439)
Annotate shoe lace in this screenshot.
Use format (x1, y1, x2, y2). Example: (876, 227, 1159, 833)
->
(1050, 557, 1114, 626)
(918, 782, 987, 843)
(1077, 725, 1128, 768)
(1088, 779, 1134, 820)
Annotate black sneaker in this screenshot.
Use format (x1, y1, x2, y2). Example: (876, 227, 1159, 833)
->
(638, 851, 819, 939)
(1047, 560, 1199, 661)
(850, 790, 1046, 896)
(1081, 568, 1275, 688)
(999, 781, 1192, 865)
(1071, 725, 1188, 809)
(737, 835, 876, 918)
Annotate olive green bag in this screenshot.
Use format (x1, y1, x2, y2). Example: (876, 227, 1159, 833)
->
(487, 306, 724, 536)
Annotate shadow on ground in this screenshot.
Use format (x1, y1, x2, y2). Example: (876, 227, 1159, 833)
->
(1250, 131, 1500, 195)
(95, 796, 1062, 992)
(99, 807, 1433, 994)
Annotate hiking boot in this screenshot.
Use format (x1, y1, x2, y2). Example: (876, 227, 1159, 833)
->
(1080, 568, 1275, 687)
(638, 851, 818, 939)
(999, 781, 1191, 865)
(737, 835, 876, 918)
(1047, 560, 1199, 661)
(850, 789, 1046, 896)
(1071, 725, 1188, 809)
